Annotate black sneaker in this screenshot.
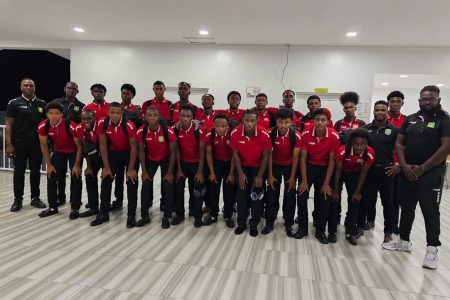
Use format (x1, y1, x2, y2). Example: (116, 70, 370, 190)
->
(250, 226, 258, 237)
(39, 208, 58, 218)
(346, 234, 358, 246)
(202, 216, 218, 226)
(135, 217, 150, 227)
(356, 228, 365, 238)
(31, 198, 46, 209)
(261, 223, 274, 235)
(126, 215, 136, 228)
(364, 221, 375, 230)
(110, 200, 123, 211)
(234, 227, 245, 235)
(315, 232, 329, 244)
(294, 229, 307, 239)
(162, 218, 170, 229)
(56, 199, 66, 207)
(79, 209, 98, 218)
(285, 227, 294, 238)
(225, 218, 235, 228)
(69, 210, 79, 220)
(90, 215, 109, 226)
(171, 215, 185, 225)
(10, 199, 23, 212)
(328, 233, 337, 243)
(194, 218, 202, 228)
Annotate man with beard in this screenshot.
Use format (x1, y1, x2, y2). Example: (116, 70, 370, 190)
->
(383, 85, 450, 270)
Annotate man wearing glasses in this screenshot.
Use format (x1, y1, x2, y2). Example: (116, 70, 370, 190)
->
(383, 85, 450, 270)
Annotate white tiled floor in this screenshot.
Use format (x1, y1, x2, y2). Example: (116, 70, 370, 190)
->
(0, 170, 449, 300)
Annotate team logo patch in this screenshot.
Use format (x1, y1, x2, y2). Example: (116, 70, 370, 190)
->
(38, 107, 43, 113)
(158, 136, 165, 143)
(353, 124, 358, 128)
(74, 106, 79, 111)
(385, 129, 392, 135)
(427, 122, 435, 128)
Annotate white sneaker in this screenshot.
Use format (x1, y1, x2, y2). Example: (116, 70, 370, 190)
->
(422, 246, 438, 269)
(382, 235, 412, 252)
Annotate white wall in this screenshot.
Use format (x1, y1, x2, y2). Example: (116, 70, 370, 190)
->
(2, 40, 450, 121)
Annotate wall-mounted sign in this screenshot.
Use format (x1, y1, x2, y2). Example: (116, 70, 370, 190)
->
(314, 87, 329, 94)
(246, 86, 261, 97)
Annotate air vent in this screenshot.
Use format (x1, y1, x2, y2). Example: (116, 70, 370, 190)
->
(183, 37, 216, 45)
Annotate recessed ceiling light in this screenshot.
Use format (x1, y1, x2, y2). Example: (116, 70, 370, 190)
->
(381, 82, 389, 86)
(400, 74, 408, 78)
(199, 30, 209, 36)
(436, 83, 445, 87)
(73, 27, 85, 33)
(346, 32, 358, 37)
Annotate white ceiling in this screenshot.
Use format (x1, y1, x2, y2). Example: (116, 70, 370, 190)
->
(1, 0, 450, 46)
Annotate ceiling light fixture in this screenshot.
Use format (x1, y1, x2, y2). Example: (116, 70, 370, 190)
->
(199, 30, 209, 36)
(381, 82, 389, 86)
(436, 83, 445, 87)
(73, 27, 85, 33)
(400, 74, 408, 78)
(346, 32, 358, 37)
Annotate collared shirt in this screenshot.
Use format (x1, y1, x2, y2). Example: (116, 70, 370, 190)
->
(400, 111, 450, 166)
(84, 101, 110, 120)
(6, 95, 46, 145)
(38, 119, 77, 153)
(141, 98, 172, 121)
(97, 118, 136, 152)
(297, 113, 334, 132)
(52, 96, 85, 123)
(257, 109, 275, 130)
(230, 125, 271, 167)
(205, 128, 232, 161)
(136, 125, 177, 161)
(223, 108, 245, 123)
(335, 145, 375, 172)
(300, 127, 340, 166)
(365, 121, 399, 164)
(75, 123, 98, 144)
(388, 113, 407, 128)
(199, 109, 221, 131)
(175, 122, 206, 163)
(334, 116, 366, 133)
(272, 128, 302, 165)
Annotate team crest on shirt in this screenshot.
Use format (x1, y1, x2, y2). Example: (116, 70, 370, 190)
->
(226, 140, 230, 145)
(74, 106, 79, 111)
(427, 122, 435, 128)
(353, 124, 358, 128)
(158, 136, 165, 142)
(38, 107, 43, 112)
(357, 159, 364, 164)
(385, 129, 392, 135)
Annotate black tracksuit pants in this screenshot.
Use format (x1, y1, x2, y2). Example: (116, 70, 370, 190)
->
(141, 158, 173, 219)
(207, 159, 236, 219)
(236, 166, 264, 228)
(266, 164, 296, 228)
(358, 166, 394, 233)
(99, 151, 138, 217)
(175, 161, 203, 219)
(85, 153, 102, 212)
(12, 143, 42, 201)
(340, 171, 360, 235)
(47, 151, 82, 210)
(398, 165, 445, 247)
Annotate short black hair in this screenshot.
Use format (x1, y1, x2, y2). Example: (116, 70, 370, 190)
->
(374, 100, 389, 108)
(180, 105, 194, 115)
(90, 83, 107, 93)
(153, 80, 165, 87)
(145, 106, 159, 113)
(340, 92, 359, 106)
(121, 83, 136, 97)
(275, 108, 292, 120)
(227, 91, 241, 101)
(312, 108, 331, 120)
(420, 85, 440, 96)
(255, 93, 268, 100)
(178, 82, 191, 89)
(21, 78, 34, 84)
(283, 90, 295, 96)
(109, 102, 122, 109)
(387, 91, 404, 101)
(244, 108, 258, 117)
(202, 93, 215, 100)
(349, 128, 370, 141)
(82, 109, 95, 117)
(45, 102, 63, 113)
(307, 95, 321, 104)
(213, 114, 228, 122)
